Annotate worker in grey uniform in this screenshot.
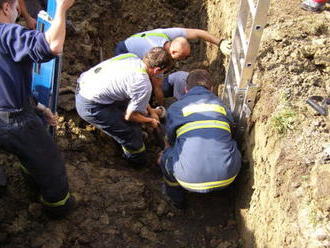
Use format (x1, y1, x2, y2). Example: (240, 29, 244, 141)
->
(158, 69, 241, 209)
(75, 47, 173, 165)
(115, 27, 231, 105)
(115, 27, 230, 60)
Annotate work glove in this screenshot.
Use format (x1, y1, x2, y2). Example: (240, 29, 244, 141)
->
(219, 39, 232, 56)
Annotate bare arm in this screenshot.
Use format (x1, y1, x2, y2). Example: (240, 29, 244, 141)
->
(45, 0, 75, 55)
(150, 76, 164, 105)
(184, 28, 220, 45)
(19, 0, 36, 29)
(125, 111, 159, 128)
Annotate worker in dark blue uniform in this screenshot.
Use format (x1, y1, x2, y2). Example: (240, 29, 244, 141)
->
(158, 69, 241, 209)
(0, 0, 75, 218)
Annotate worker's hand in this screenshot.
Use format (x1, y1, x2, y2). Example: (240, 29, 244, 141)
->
(149, 118, 160, 129)
(219, 39, 232, 56)
(149, 107, 160, 121)
(25, 16, 36, 29)
(56, 0, 75, 12)
(43, 108, 58, 126)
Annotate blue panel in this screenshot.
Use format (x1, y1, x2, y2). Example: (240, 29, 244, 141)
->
(32, 13, 56, 107)
(47, 0, 57, 19)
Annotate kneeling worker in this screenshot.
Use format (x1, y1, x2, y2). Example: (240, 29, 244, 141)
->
(158, 69, 241, 208)
(75, 48, 173, 165)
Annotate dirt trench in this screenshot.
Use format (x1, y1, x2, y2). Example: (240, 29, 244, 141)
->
(1, 0, 329, 247)
(0, 0, 240, 248)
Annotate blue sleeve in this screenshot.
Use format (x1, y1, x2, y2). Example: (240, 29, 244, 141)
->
(165, 103, 181, 145)
(0, 24, 54, 63)
(162, 28, 187, 40)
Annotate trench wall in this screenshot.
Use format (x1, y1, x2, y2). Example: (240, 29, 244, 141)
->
(202, 0, 330, 247)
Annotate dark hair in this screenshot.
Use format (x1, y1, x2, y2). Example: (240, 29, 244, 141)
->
(0, 0, 15, 9)
(186, 69, 214, 90)
(143, 47, 173, 71)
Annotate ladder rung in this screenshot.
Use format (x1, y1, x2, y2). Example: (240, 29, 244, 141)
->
(247, 0, 256, 18)
(237, 18, 248, 55)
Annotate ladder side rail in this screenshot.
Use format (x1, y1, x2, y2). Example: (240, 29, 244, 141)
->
(222, 0, 248, 109)
(238, 0, 270, 90)
(223, 61, 237, 112)
(247, 0, 256, 18)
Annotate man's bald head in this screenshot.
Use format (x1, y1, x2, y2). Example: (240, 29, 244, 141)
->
(168, 37, 191, 60)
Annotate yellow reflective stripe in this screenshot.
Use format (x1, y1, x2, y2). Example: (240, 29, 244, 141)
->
(122, 144, 146, 155)
(176, 120, 230, 137)
(182, 104, 227, 117)
(110, 53, 147, 74)
(41, 192, 70, 207)
(177, 175, 237, 190)
(18, 164, 30, 175)
(131, 32, 170, 40)
(137, 68, 147, 73)
(111, 53, 138, 61)
(163, 177, 180, 187)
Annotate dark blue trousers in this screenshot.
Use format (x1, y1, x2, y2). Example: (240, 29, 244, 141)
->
(0, 107, 69, 206)
(75, 94, 146, 164)
(114, 41, 129, 56)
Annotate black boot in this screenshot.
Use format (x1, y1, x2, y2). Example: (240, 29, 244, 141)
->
(161, 183, 185, 209)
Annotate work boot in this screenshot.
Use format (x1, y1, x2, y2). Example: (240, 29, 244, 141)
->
(43, 194, 76, 219)
(301, 0, 326, 12)
(161, 183, 185, 210)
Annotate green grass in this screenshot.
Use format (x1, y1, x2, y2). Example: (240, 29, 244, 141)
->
(270, 108, 297, 135)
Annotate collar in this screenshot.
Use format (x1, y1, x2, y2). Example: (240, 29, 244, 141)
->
(185, 86, 210, 96)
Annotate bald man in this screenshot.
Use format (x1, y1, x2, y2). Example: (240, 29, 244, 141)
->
(115, 27, 229, 60)
(115, 28, 230, 105)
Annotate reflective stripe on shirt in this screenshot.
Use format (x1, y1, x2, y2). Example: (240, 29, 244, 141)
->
(176, 120, 231, 137)
(182, 103, 227, 117)
(93, 53, 147, 74)
(131, 32, 170, 40)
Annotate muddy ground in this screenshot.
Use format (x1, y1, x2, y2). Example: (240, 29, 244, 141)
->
(0, 0, 240, 248)
(0, 0, 329, 247)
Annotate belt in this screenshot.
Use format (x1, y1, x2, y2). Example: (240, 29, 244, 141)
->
(0, 109, 24, 123)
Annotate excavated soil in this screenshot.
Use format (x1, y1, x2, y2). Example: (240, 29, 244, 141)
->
(0, 0, 240, 248)
(0, 0, 329, 248)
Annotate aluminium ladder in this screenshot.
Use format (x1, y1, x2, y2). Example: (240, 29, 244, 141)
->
(222, 0, 271, 135)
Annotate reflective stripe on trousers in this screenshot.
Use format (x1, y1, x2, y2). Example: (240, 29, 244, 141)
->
(177, 175, 237, 191)
(122, 143, 146, 155)
(176, 120, 231, 137)
(41, 192, 71, 207)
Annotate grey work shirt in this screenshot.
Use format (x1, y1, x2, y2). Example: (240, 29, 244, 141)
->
(124, 28, 187, 58)
(77, 55, 152, 115)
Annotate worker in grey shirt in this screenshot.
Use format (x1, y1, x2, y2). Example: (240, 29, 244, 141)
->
(115, 27, 231, 105)
(115, 27, 230, 60)
(75, 47, 173, 165)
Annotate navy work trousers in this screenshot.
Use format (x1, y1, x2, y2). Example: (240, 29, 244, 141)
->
(114, 41, 129, 56)
(0, 107, 69, 204)
(75, 94, 146, 164)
